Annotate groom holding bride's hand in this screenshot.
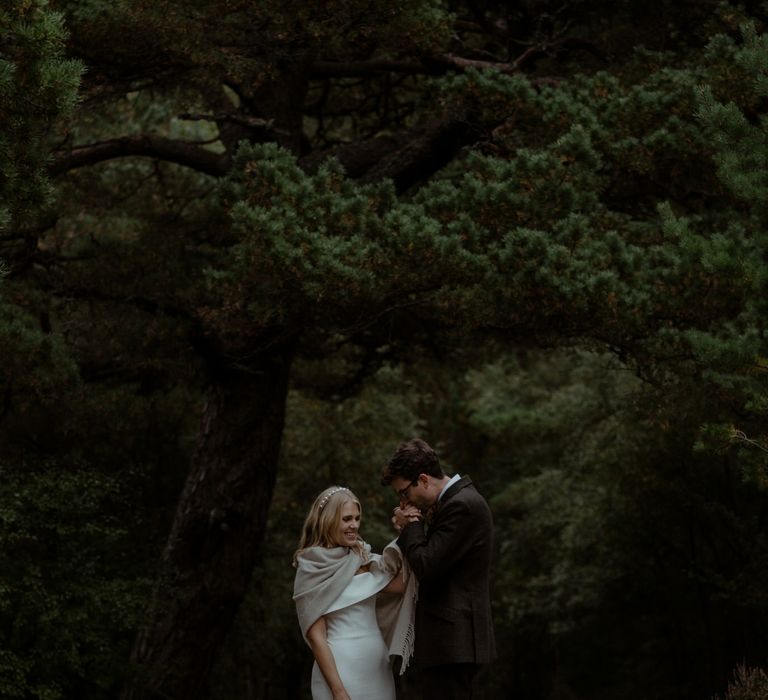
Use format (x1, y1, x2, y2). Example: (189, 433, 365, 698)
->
(381, 438, 496, 700)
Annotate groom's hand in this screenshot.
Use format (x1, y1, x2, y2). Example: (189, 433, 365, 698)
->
(392, 505, 421, 533)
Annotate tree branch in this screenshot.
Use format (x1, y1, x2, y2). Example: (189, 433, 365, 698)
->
(309, 40, 583, 79)
(731, 429, 768, 455)
(178, 112, 293, 137)
(310, 52, 529, 78)
(49, 135, 230, 177)
(357, 114, 482, 192)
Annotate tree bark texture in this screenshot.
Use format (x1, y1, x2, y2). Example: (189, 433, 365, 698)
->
(121, 348, 293, 700)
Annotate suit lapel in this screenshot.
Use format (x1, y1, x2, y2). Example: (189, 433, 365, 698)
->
(427, 476, 472, 530)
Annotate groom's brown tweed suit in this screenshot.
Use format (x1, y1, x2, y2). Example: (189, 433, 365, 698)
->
(397, 475, 496, 697)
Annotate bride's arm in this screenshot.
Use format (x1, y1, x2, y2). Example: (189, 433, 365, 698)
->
(306, 616, 351, 700)
(380, 568, 406, 594)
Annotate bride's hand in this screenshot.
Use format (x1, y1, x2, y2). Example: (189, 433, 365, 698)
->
(392, 505, 421, 532)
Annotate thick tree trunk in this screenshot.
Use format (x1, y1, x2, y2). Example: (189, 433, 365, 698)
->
(122, 348, 293, 699)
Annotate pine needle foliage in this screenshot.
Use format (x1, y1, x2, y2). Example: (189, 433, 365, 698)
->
(0, 0, 82, 231)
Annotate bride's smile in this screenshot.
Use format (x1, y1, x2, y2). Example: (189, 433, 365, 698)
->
(336, 502, 361, 546)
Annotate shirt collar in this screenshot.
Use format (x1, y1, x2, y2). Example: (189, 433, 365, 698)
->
(437, 473, 461, 502)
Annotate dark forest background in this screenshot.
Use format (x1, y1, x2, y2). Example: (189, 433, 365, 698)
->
(3, 1, 768, 698)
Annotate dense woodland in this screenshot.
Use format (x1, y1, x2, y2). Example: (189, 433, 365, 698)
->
(3, 1, 768, 698)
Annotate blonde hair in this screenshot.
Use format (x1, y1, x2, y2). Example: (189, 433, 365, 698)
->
(292, 486, 364, 566)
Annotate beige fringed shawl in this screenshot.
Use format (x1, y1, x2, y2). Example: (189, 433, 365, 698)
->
(373, 540, 417, 674)
(293, 540, 417, 674)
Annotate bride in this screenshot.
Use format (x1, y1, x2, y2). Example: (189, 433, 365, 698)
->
(293, 486, 416, 700)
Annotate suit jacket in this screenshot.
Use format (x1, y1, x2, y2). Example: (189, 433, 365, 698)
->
(397, 475, 496, 668)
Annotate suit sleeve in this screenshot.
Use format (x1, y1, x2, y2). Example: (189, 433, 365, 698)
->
(396, 497, 477, 585)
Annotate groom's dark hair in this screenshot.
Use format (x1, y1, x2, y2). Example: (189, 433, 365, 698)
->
(381, 437, 444, 485)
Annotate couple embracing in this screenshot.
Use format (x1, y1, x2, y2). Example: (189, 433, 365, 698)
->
(293, 438, 496, 700)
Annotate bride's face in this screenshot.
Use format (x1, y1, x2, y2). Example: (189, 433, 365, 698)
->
(333, 501, 361, 547)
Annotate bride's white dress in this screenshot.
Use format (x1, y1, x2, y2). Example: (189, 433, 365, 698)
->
(311, 569, 395, 700)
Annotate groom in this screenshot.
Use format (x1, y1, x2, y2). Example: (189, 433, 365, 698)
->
(381, 437, 496, 700)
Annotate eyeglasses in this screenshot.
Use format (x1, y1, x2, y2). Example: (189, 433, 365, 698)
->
(397, 479, 419, 501)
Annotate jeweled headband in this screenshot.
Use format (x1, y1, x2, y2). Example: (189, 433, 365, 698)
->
(318, 486, 349, 511)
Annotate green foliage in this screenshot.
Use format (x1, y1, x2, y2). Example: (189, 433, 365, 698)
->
(0, 0, 82, 230)
(0, 298, 78, 404)
(685, 23, 768, 490)
(216, 57, 756, 348)
(0, 462, 150, 700)
(470, 350, 640, 629)
(213, 144, 397, 322)
(697, 29, 768, 230)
